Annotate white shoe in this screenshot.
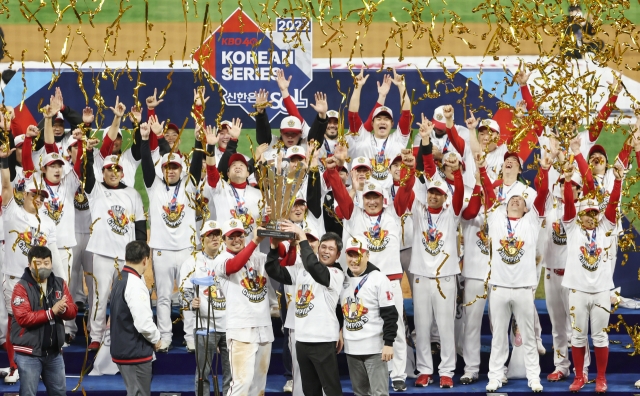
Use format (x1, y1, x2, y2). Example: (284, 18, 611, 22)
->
(529, 379, 543, 392)
(186, 339, 195, 353)
(157, 339, 172, 353)
(501, 375, 508, 384)
(537, 339, 546, 355)
(486, 379, 502, 392)
(635, 378, 640, 388)
(4, 368, 18, 384)
(283, 379, 293, 392)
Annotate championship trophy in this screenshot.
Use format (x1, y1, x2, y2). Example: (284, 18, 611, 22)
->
(256, 153, 307, 239)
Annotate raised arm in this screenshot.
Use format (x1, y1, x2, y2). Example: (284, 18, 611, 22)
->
(100, 97, 126, 158)
(21, 125, 39, 179)
(606, 163, 624, 224)
(224, 232, 264, 275)
(348, 69, 369, 133)
(394, 152, 416, 216)
(323, 159, 354, 220)
(264, 241, 294, 285)
(391, 69, 412, 136)
(515, 71, 535, 111)
(588, 77, 622, 142)
(465, 111, 482, 156)
(306, 146, 323, 219)
(43, 94, 62, 152)
(442, 105, 466, 154)
(203, 125, 221, 187)
(563, 166, 577, 222)
(307, 92, 329, 145)
(362, 74, 390, 132)
(0, 146, 16, 205)
(533, 156, 552, 216)
(139, 123, 156, 188)
(443, 155, 465, 215)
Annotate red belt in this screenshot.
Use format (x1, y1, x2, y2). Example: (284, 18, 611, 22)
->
(553, 269, 565, 276)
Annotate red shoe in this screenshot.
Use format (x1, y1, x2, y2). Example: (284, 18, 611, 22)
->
(595, 377, 607, 393)
(569, 375, 585, 392)
(440, 376, 453, 388)
(547, 370, 567, 382)
(88, 341, 101, 351)
(415, 374, 433, 387)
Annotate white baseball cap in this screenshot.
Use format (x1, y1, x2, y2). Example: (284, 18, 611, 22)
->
(161, 152, 184, 168)
(442, 151, 465, 170)
(54, 112, 64, 123)
(427, 179, 448, 195)
(363, 182, 384, 197)
(478, 119, 500, 133)
(14, 134, 25, 147)
(303, 226, 319, 241)
(66, 137, 79, 148)
(578, 198, 600, 214)
(201, 220, 222, 236)
(220, 120, 232, 130)
(352, 156, 372, 171)
(280, 116, 303, 134)
(372, 106, 393, 120)
(24, 179, 49, 198)
(285, 146, 306, 160)
(102, 155, 124, 171)
(221, 218, 245, 237)
(432, 105, 447, 130)
(42, 152, 66, 167)
(345, 236, 369, 253)
(327, 110, 339, 120)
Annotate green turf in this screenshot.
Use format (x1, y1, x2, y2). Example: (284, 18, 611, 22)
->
(3, 0, 639, 26)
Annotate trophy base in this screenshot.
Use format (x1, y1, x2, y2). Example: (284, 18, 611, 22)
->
(257, 228, 297, 239)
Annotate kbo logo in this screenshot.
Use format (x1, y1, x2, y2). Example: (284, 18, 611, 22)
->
(194, 8, 313, 121)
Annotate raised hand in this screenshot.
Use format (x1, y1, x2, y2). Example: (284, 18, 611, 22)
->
(444, 152, 459, 171)
(82, 107, 94, 124)
(254, 89, 271, 114)
(390, 68, 404, 86)
(72, 128, 84, 140)
(465, 110, 479, 130)
(608, 72, 623, 96)
(254, 143, 269, 162)
(563, 162, 574, 179)
(416, 113, 433, 143)
(54, 87, 64, 110)
(514, 100, 527, 118)
(442, 105, 454, 121)
(0, 144, 15, 158)
(354, 68, 369, 89)
(139, 122, 151, 140)
(146, 88, 164, 110)
(194, 86, 210, 106)
(204, 125, 219, 146)
(228, 118, 242, 139)
(474, 152, 487, 169)
(110, 96, 126, 118)
(1, 105, 15, 123)
(86, 138, 100, 150)
(377, 74, 392, 97)
(129, 105, 142, 124)
(276, 69, 292, 93)
(569, 135, 582, 155)
(540, 155, 553, 170)
(515, 70, 531, 86)
(26, 125, 39, 138)
(148, 114, 165, 136)
(324, 155, 338, 170)
(613, 161, 625, 180)
(401, 148, 415, 168)
(334, 144, 348, 164)
(309, 92, 328, 118)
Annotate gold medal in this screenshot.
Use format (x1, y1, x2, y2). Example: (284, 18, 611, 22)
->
(75, 194, 85, 203)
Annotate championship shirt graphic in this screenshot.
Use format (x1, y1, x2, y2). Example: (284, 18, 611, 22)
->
(241, 266, 268, 303)
(202, 276, 226, 310)
(342, 296, 369, 331)
(11, 227, 48, 256)
(73, 187, 89, 211)
(107, 205, 130, 235)
(579, 239, 602, 272)
(13, 178, 26, 205)
(44, 200, 64, 225)
(230, 208, 255, 235)
(370, 157, 390, 181)
(476, 223, 490, 255)
(498, 236, 525, 264)
(422, 228, 444, 256)
(364, 228, 389, 252)
(552, 221, 567, 245)
(162, 200, 185, 228)
(295, 284, 315, 318)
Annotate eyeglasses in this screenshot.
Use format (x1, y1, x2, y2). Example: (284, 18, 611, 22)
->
(204, 231, 222, 239)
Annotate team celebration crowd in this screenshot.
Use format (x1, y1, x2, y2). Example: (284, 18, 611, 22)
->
(0, 64, 638, 396)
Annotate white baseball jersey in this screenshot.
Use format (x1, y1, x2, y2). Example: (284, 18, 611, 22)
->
(483, 144, 508, 182)
(562, 218, 616, 293)
(94, 149, 139, 188)
(2, 197, 58, 278)
(487, 205, 543, 288)
(461, 209, 491, 281)
(493, 180, 537, 210)
(146, 176, 197, 251)
(340, 268, 395, 355)
(204, 180, 262, 244)
(85, 183, 145, 259)
(73, 186, 91, 234)
(351, 129, 409, 190)
(181, 251, 227, 332)
(541, 195, 568, 269)
(39, 173, 81, 248)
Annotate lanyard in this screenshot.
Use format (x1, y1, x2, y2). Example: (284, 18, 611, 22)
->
(506, 217, 519, 239)
(324, 139, 333, 155)
(44, 183, 60, 209)
(585, 228, 597, 255)
(390, 185, 396, 201)
(230, 185, 247, 215)
(498, 182, 517, 203)
(353, 274, 370, 298)
(368, 213, 383, 238)
(168, 182, 181, 212)
(442, 137, 451, 154)
(426, 210, 441, 241)
(373, 135, 390, 164)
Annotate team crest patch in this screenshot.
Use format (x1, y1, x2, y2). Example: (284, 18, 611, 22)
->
(342, 297, 369, 331)
(162, 202, 186, 228)
(107, 205, 130, 235)
(55, 291, 62, 299)
(12, 296, 24, 306)
(482, 119, 492, 127)
(579, 242, 602, 272)
(241, 267, 267, 303)
(552, 221, 567, 245)
(435, 113, 443, 121)
(370, 157, 390, 180)
(422, 230, 444, 256)
(295, 284, 315, 318)
(44, 201, 64, 225)
(203, 280, 226, 310)
(476, 223, 490, 255)
(498, 237, 525, 264)
(11, 227, 48, 256)
(364, 228, 389, 253)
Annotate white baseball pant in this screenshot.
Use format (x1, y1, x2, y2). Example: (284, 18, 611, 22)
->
(388, 279, 407, 381)
(227, 339, 272, 396)
(0, 244, 6, 344)
(545, 269, 590, 375)
(87, 254, 124, 343)
(400, 248, 413, 291)
(153, 248, 193, 343)
(412, 275, 457, 377)
(569, 289, 610, 348)
(3, 275, 21, 315)
(488, 286, 540, 383)
(461, 278, 487, 375)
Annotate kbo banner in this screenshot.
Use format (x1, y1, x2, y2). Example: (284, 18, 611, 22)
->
(194, 8, 313, 121)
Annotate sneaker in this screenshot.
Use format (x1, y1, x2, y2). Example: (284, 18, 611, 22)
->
(595, 376, 607, 393)
(530, 379, 543, 392)
(283, 379, 293, 393)
(460, 372, 478, 385)
(88, 341, 101, 351)
(157, 339, 172, 353)
(569, 374, 585, 392)
(63, 333, 74, 347)
(486, 379, 502, 392)
(440, 376, 453, 388)
(547, 370, 567, 382)
(4, 368, 18, 384)
(501, 375, 509, 384)
(186, 339, 195, 353)
(415, 374, 433, 387)
(392, 380, 407, 391)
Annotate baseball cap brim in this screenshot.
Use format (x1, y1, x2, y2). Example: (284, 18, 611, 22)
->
(427, 186, 448, 195)
(223, 227, 245, 237)
(432, 119, 446, 130)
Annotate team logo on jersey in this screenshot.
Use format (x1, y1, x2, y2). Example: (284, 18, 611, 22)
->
(364, 228, 389, 253)
(498, 237, 525, 264)
(73, 188, 89, 211)
(579, 241, 602, 272)
(230, 209, 255, 235)
(552, 221, 567, 245)
(240, 267, 267, 303)
(370, 158, 390, 180)
(162, 202, 186, 228)
(107, 205, 130, 235)
(44, 201, 64, 225)
(11, 227, 48, 256)
(342, 297, 369, 331)
(295, 284, 315, 318)
(13, 178, 26, 206)
(12, 296, 24, 306)
(422, 230, 444, 256)
(202, 279, 226, 310)
(476, 223, 490, 255)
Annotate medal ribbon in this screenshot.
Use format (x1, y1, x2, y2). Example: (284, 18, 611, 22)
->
(373, 135, 390, 166)
(168, 182, 181, 212)
(44, 183, 60, 211)
(324, 139, 333, 156)
(369, 213, 383, 239)
(353, 274, 370, 298)
(507, 217, 517, 239)
(586, 228, 597, 255)
(426, 210, 440, 241)
(230, 185, 247, 215)
(442, 137, 451, 155)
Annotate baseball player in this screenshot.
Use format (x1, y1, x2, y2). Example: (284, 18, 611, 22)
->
(562, 161, 624, 393)
(481, 154, 552, 393)
(139, 120, 204, 352)
(212, 219, 269, 396)
(82, 99, 147, 350)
